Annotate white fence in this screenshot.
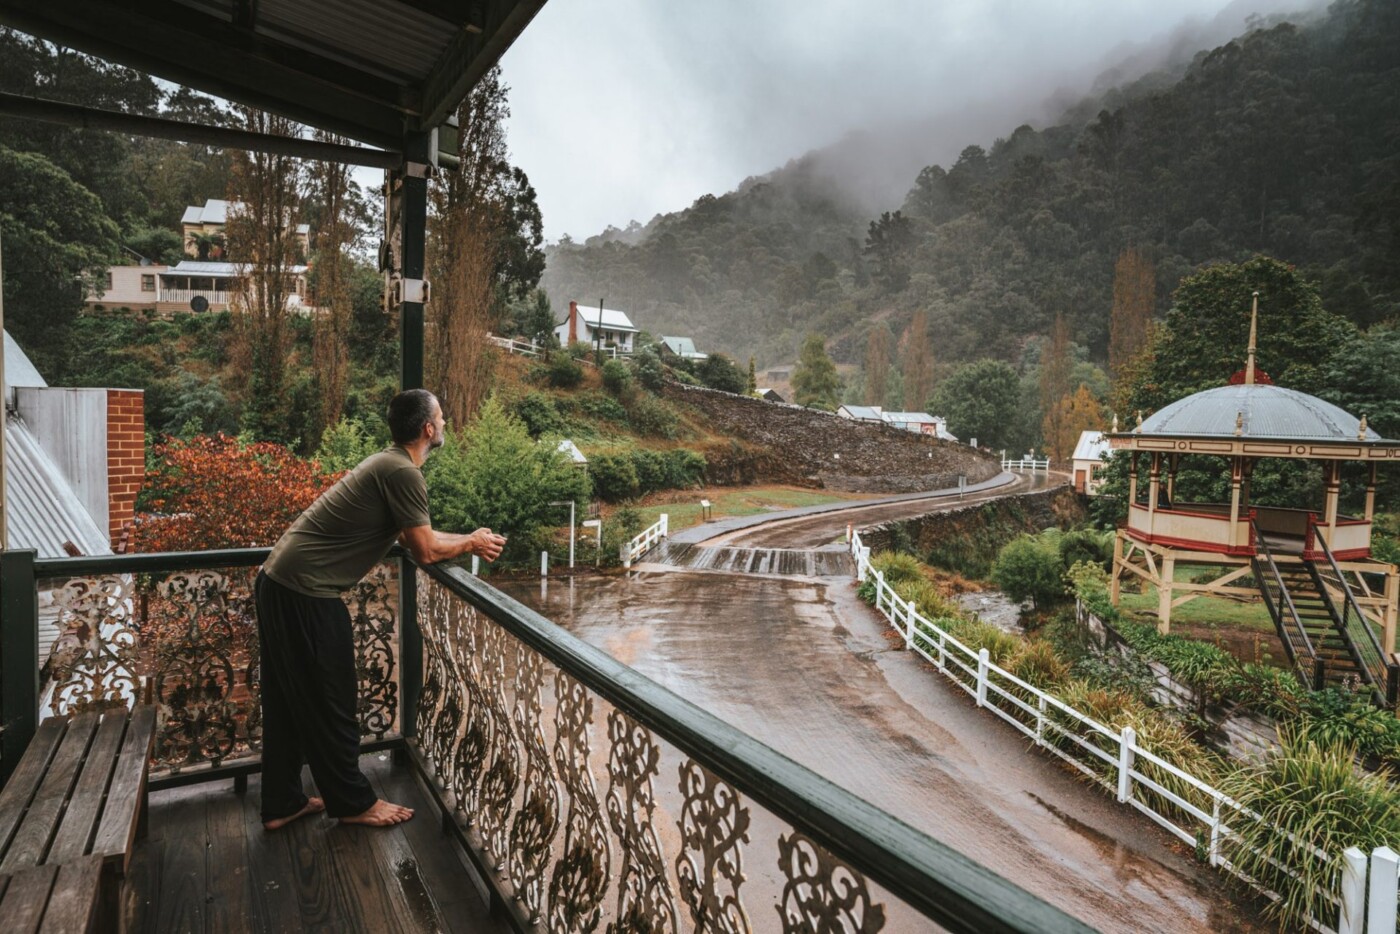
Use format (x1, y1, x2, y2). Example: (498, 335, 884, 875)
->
(848, 530, 1400, 933)
(1000, 454, 1051, 472)
(622, 513, 668, 568)
(486, 333, 543, 357)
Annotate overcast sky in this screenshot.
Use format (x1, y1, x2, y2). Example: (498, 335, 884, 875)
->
(497, 0, 1298, 242)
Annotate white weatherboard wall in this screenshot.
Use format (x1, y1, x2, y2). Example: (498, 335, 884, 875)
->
(16, 387, 112, 534)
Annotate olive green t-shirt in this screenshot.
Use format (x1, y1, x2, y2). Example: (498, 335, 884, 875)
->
(263, 446, 430, 597)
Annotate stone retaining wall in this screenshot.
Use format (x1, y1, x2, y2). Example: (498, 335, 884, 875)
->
(664, 383, 999, 493)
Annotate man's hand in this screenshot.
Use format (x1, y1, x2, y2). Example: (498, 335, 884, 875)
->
(468, 528, 507, 562)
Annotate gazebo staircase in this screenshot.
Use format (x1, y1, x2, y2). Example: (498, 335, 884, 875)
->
(1252, 520, 1395, 706)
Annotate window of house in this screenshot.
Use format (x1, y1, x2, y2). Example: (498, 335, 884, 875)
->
(141, 274, 156, 292)
(104, 271, 113, 290)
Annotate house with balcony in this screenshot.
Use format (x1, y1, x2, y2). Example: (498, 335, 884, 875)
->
(554, 300, 638, 354)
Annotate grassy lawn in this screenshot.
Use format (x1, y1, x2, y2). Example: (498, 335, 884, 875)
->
(1119, 563, 1276, 633)
(618, 485, 873, 532)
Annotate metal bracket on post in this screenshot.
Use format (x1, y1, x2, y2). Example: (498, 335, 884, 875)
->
(0, 549, 39, 784)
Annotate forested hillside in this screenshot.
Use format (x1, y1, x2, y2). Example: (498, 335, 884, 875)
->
(540, 0, 1400, 371)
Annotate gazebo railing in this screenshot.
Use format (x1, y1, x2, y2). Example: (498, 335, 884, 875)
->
(1309, 529, 1397, 707)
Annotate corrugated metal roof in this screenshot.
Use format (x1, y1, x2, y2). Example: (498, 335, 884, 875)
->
(566, 304, 637, 332)
(5, 414, 112, 558)
(4, 331, 47, 403)
(883, 411, 941, 425)
(1139, 385, 1383, 441)
(181, 198, 229, 224)
(165, 260, 309, 275)
(838, 405, 883, 421)
(1073, 430, 1109, 462)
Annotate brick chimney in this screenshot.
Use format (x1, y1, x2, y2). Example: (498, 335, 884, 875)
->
(105, 390, 144, 544)
(568, 300, 579, 344)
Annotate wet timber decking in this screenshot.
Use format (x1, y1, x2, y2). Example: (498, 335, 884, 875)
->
(120, 753, 505, 933)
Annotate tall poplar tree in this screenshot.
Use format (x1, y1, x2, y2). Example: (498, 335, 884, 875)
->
(899, 310, 934, 410)
(1039, 313, 1073, 460)
(308, 130, 354, 438)
(1109, 247, 1156, 378)
(226, 107, 303, 443)
(863, 323, 892, 406)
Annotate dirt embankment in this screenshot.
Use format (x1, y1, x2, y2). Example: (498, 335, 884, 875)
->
(861, 487, 1086, 577)
(663, 383, 999, 493)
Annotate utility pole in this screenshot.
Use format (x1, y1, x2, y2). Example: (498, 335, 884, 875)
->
(0, 231, 7, 550)
(595, 298, 603, 366)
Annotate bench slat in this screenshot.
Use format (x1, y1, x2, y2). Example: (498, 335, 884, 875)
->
(92, 706, 156, 869)
(38, 854, 103, 934)
(47, 714, 128, 864)
(0, 713, 100, 873)
(0, 719, 66, 858)
(1, 862, 59, 934)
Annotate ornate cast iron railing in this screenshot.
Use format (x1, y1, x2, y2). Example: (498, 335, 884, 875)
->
(0, 548, 400, 781)
(408, 559, 1092, 934)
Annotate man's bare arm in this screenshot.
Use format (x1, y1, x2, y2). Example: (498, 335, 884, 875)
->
(399, 525, 506, 565)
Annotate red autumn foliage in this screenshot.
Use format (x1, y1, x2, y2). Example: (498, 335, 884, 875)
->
(134, 434, 342, 552)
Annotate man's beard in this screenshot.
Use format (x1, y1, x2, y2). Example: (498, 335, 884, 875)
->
(429, 430, 447, 450)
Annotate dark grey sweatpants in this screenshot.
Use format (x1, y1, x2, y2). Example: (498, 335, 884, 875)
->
(254, 572, 377, 821)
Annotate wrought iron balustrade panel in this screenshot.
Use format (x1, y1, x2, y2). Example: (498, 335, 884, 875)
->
(413, 573, 894, 933)
(40, 562, 400, 773)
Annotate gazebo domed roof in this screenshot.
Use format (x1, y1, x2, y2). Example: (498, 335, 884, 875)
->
(1139, 384, 1383, 442)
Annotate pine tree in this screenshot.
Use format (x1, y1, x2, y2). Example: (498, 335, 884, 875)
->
(746, 356, 757, 394)
(792, 334, 841, 409)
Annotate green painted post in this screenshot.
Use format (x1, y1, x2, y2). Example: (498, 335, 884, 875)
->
(0, 549, 38, 784)
(398, 130, 430, 393)
(399, 560, 421, 749)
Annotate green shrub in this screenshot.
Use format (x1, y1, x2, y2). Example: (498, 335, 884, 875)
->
(1059, 528, 1113, 570)
(566, 340, 593, 360)
(663, 449, 706, 488)
(590, 452, 640, 501)
(513, 392, 563, 437)
(1220, 731, 1400, 932)
(598, 506, 645, 565)
(424, 399, 590, 565)
(313, 416, 383, 473)
(601, 359, 631, 394)
(624, 392, 678, 438)
(1297, 689, 1400, 764)
(548, 353, 584, 389)
(991, 534, 1064, 609)
(943, 618, 1021, 665)
(634, 347, 666, 391)
(577, 392, 629, 424)
(871, 551, 925, 585)
(1008, 641, 1071, 690)
(631, 448, 667, 494)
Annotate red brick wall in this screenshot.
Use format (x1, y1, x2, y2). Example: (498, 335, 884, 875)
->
(106, 390, 145, 545)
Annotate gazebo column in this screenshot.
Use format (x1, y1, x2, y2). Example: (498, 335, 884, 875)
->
(1366, 462, 1378, 522)
(1127, 452, 1140, 505)
(1228, 457, 1244, 551)
(1157, 552, 1175, 635)
(1166, 454, 1180, 505)
(1323, 460, 1342, 529)
(1147, 453, 1162, 524)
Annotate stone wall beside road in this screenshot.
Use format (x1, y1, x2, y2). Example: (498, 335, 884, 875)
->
(665, 383, 999, 493)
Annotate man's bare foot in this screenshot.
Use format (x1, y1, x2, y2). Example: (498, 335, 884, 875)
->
(339, 799, 414, 827)
(262, 796, 325, 831)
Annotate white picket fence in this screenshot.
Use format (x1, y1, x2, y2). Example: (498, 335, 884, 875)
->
(622, 513, 668, 568)
(486, 333, 543, 357)
(849, 530, 1400, 933)
(1000, 454, 1051, 472)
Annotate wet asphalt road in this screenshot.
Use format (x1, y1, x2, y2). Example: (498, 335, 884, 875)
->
(497, 477, 1268, 933)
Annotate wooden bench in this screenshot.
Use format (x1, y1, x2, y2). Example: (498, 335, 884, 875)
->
(0, 707, 156, 928)
(0, 855, 104, 933)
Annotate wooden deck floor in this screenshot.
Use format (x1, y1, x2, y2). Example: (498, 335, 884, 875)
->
(120, 753, 505, 933)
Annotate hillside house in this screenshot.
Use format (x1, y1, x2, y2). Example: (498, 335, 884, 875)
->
(1072, 430, 1109, 495)
(837, 404, 883, 423)
(555, 301, 638, 354)
(882, 411, 958, 441)
(181, 198, 309, 259)
(659, 336, 708, 361)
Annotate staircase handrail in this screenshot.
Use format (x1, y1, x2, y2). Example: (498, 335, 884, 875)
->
(1309, 519, 1388, 701)
(1253, 519, 1318, 679)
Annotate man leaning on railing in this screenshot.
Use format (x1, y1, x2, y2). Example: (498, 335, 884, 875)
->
(255, 389, 506, 830)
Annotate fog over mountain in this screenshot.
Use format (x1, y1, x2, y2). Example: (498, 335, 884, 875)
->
(500, 0, 1328, 242)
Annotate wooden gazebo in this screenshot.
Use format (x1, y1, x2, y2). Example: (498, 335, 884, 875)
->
(1106, 298, 1400, 699)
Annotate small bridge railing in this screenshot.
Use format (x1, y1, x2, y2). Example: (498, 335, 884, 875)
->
(1001, 455, 1050, 472)
(622, 513, 668, 568)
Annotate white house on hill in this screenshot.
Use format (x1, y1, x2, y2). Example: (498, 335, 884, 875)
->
(555, 301, 638, 354)
(1072, 430, 1110, 495)
(659, 336, 707, 361)
(882, 411, 958, 441)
